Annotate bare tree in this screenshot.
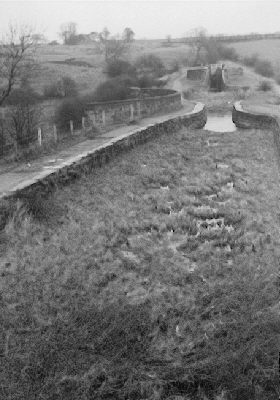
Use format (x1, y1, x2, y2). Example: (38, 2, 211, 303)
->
(98, 27, 134, 63)
(187, 27, 208, 66)
(59, 22, 78, 45)
(0, 25, 36, 106)
(122, 27, 135, 42)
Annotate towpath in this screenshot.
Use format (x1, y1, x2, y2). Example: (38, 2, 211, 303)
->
(0, 101, 195, 199)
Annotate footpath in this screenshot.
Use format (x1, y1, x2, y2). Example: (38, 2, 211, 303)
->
(0, 101, 195, 200)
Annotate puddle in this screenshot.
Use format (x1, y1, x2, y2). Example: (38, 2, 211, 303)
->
(204, 114, 236, 133)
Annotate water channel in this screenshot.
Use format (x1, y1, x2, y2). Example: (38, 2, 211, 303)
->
(203, 113, 237, 132)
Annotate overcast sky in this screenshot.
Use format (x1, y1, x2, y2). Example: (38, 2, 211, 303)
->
(0, 0, 280, 41)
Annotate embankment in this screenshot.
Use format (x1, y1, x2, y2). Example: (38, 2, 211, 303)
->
(0, 102, 206, 227)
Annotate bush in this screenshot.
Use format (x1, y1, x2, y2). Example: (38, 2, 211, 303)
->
(5, 86, 41, 106)
(258, 79, 273, 91)
(88, 75, 137, 102)
(134, 54, 166, 78)
(43, 76, 78, 99)
(55, 97, 85, 131)
(255, 59, 274, 77)
(48, 40, 59, 46)
(243, 53, 259, 67)
(203, 39, 220, 64)
(43, 83, 60, 98)
(218, 45, 239, 61)
(137, 75, 165, 88)
(5, 87, 41, 150)
(106, 59, 136, 78)
(168, 60, 180, 73)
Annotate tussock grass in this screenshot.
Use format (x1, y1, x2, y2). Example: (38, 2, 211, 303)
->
(1, 125, 280, 399)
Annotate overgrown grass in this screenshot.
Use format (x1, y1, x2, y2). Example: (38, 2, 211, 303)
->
(1, 125, 280, 399)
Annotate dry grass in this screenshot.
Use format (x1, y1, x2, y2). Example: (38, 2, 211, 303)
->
(1, 120, 280, 399)
(231, 39, 280, 65)
(31, 41, 190, 96)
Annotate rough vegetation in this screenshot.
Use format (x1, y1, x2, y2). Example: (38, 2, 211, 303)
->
(1, 122, 280, 399)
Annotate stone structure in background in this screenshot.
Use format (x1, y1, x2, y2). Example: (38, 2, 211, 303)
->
(186, 64, 226, 92)
(186, 66, 208, 81)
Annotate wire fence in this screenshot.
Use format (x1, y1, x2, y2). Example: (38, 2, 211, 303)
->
(0, 116, 89, 160)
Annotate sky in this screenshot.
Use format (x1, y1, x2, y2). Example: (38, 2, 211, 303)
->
(0, 0, 280, 41)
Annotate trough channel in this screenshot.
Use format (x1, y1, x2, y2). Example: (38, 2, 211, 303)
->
(203, 113, 237, 133)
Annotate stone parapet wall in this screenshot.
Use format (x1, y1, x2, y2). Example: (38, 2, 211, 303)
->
(232, 101, 280, 169)
(0, 103, 206, 215)
(232, 101, 279, 130)
(86, 89, 182, 127)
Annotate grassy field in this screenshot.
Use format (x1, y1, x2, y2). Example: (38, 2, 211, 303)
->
(230, 39, 280, 66)
(31, 41, 189, 96)
(1, 119, 280, 399)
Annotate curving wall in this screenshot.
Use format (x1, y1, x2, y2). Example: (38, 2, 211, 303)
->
(232, 101, 279, 130)
(85, 88, 182, 127)
(232, 101, 280, 168)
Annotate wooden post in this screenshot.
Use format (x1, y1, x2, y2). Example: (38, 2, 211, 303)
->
(137, 101, 141, 118)
(38, 127, 42, 146)
(102, 110, 106, 127)
(82, 116, 85, 130)
(70, 120, 74, 135)
(130, 104, 134, 121)
(53, 124, 57, 143)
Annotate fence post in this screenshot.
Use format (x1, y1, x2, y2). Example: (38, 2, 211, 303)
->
(130, 104, 134, 121)
(70, 120, 74, 135)
(38, 127, 42, 146)
(102, 110, 106, 127)
(82, 116, 85, 130)
(137, 101, 141, 118)
(53, 124, 57, 143)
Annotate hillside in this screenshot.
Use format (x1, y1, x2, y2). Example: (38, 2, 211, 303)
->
(230, 39, 280, 65)
(31, 41, 189, 96)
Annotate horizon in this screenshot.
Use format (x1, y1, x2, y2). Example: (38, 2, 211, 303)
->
(0, 1, 280, 42)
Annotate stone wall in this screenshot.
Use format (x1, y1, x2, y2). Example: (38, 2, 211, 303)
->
(232, 101, 279, 130)
(232, 101, 280, 168)
(85, 89, 182, 127)
(186, 67, 208, 81)
(0, 103, 207, 218)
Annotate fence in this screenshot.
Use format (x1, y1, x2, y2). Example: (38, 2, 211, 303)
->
(0, 117, 89, 159)
(85, 88, 182, 128)
(0, 88, 182, 159)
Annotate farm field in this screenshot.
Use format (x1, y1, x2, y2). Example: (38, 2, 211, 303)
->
(230, 39, 280, 65)
(1, 120, 280, 399)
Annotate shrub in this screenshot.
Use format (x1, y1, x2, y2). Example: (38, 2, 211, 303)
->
(137, 75, 164, 88)
(258, 79, 273, 91)
(203, 39, 220, 64)
(255, 59, 274, 77)
(88, 75, 137, 102)
(243, 53, 259, 67)
(5, 86, 41, 106)
(43, 76, 78, 99)
(43, 83, 60, 98)
(55, 97, 85, 131)
(218, 45, 239, 61)
(134, 54, 166, 78)
(5, 87, 41, 150)
(168, 60, 180, 73)
(48, 40, 59, 46)
(106, 59, 136, 78)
